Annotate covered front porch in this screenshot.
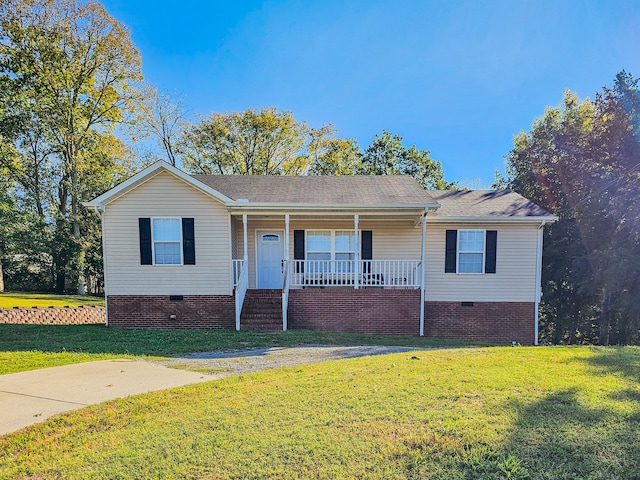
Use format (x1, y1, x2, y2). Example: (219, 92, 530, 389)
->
(229, 210, 429, 334)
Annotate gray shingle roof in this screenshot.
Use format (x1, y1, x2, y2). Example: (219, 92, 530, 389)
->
(193, 174, 439, 206)
(428, 190, 552, 218)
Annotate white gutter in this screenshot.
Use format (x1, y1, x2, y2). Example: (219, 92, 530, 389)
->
(534, 220, 547, 345)
(426, 215, 558, 224)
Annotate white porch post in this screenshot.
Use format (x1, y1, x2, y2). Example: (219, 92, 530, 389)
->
(243, 214, 248, 262)
(419, 213, 426, 337)
(283, 214, 290, 331)
(284, 214, 290, 262)
(236, 214, 249, 332)
(354, 214, 359, 289)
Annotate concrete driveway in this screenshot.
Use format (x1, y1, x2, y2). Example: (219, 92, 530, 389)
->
(0, 359, 211, 436)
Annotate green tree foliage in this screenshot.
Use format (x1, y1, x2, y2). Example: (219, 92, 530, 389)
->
(505, 72, 640, 345)
(180, 107, 311, 175)
(0, 0, 142, 292)
(181, 111, 456, 191)
(306, 125, 362, 176)
(360, 130, 455, 189)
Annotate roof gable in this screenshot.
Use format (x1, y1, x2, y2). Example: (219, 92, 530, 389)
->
(84, 161, 233, 209)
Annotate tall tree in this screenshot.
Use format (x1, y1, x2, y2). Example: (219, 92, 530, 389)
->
(360, 131, 455, 189)
(306, 125, 361, 176)
(180, 107, 312, 175)
(505, 75, 640, 345)
(136, 86, 186, 166)
(0, 0, 143, 292)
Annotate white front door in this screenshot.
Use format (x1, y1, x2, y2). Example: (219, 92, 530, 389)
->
(257, 231, 284, 289)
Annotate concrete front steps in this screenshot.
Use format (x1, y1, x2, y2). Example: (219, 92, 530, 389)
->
(240, 289, 283, 331)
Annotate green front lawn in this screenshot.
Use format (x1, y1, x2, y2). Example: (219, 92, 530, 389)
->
(0, 324, 466, 374)
(1, 346, 639, 479)
(0, 292, 105, 308)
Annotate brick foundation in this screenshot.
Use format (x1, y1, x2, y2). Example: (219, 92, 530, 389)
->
(104, 293, 536, 343)
(107, 295, 235, 329)
(0, 306, 106, 325)
(424, 301, 535, 344)
(288, 288, 421, 335)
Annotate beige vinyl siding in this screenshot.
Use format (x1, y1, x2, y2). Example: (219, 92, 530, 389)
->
(103, 171, 231, 295)
(424, 223, 538, 302)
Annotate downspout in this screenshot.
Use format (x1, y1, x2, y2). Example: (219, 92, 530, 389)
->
(92, 204, 108, 327)
(419, 211, 427, 336)
(534, 220, 547, 345)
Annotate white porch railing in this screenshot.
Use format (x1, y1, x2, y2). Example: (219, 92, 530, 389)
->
(288, 260, 421, 288)
(282, 261, 290, 331)
(234, 258, 248, 330)
(232, 259, 244, 288)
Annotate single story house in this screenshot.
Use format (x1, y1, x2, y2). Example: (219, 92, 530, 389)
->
(84, 161, 556, 344)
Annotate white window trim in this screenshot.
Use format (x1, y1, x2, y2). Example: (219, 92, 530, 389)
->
(457, 229, 485, 274)
(151, 217, 184, 266)
(305, 230, 359, 261)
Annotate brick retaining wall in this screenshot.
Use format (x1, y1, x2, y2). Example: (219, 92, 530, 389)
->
(0, 306, 106, 325)
(288, 288, 421, 335)
(424, 301, 535, 344)
(107, 295, 235, 329)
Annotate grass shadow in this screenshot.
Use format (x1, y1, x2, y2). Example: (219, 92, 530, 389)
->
(496, 348, 640, 479)
(0, 324, 468, 357)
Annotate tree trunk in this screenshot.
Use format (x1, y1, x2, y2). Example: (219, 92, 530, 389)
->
(0, 258, 4, 292)
(599, 288, 612, 346)
(568, 302, 581, 344)
(55, 264, 66, 293)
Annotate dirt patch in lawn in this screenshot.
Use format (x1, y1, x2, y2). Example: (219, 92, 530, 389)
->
(153, 345, 428, 377)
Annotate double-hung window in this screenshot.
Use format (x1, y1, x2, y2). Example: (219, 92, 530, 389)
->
(335, 231, 357, 272)
(445, 229, 497, 274)
(152, 218, 182, 265)
(306, 230, 357, 272)
(139, 217, 196, 266)
(458, 230, 485, 273)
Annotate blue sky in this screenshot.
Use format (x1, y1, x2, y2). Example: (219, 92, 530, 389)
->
(102, 0, 640, 187)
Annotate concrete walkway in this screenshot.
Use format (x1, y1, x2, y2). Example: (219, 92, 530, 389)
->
(0, 359, 211, 436)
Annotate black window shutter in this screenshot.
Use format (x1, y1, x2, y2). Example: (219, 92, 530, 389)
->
(485, 230, 497, 274)
(445, 229, 457, 273)
(294, 230, 305, 273)
(139, 218, 152, 265)
(361, 231, 373, 260)
(182, 218, 196, 265)
(361, 230, 373, 274)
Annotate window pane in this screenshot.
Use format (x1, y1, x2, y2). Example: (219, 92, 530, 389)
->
(459, 230, 484, 252)
(307, 252, 330, 273)
(153, 218, 181, 242)
(335, 231, 356, 251)
(459, 252, 483, 273)
(307, 252, 331, 261)
(262, 234, 279, 242)
(155, 242, 181, 264)
(335, 252, 355, 273)
(307, 231, 331, 252)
